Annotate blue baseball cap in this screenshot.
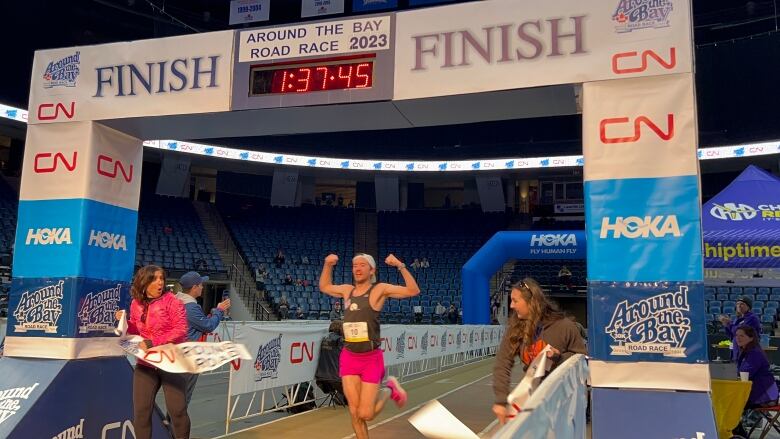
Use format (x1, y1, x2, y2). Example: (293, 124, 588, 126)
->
(180, 271, 209, 289)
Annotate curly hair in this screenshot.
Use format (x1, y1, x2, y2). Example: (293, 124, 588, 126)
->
(506, 277, 564, 350)
(131, 265, 165, 302)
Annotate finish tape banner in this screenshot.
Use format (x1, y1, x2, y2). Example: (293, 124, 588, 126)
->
(230, 323, 501, 396)
(115, 313, 252, 374)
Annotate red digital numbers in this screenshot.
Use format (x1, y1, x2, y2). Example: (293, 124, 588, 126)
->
(269, 62, 373, 94)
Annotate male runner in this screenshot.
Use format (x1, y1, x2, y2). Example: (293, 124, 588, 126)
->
(319, 253, 420, 439)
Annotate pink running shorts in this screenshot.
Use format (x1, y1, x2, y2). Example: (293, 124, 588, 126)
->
(339, 348, 385, 384)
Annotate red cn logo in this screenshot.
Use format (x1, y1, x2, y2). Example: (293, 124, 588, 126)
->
(290, 341, 315, 364)
(612, 48, 677, 74)
(599, 114, 675, 144)
(97, 155, 134, 182)
(34, 152, 77, 173)
(37, 102, 76, 121)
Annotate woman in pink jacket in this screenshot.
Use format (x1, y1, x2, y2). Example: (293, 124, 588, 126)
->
(124, 265, 190, 439)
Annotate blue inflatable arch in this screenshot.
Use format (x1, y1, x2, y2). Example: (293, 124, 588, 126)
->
(461, 231, 586, 324)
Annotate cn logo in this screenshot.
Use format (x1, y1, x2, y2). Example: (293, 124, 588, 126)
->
(34, 152, 77, 173)
(101, 420, 135, 439)
(290, 341, 315, 364)
(599, 114, 674, 144)
(37, 102, 75, 121)
(97, 155, 134, 182)
(612, 48, 676, 74)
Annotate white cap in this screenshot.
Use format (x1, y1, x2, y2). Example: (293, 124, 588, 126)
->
(353, 253, 377, 284)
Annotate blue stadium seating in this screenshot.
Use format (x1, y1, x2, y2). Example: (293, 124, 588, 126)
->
(135, 195, 225, 272)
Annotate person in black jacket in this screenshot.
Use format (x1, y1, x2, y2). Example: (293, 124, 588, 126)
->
(316, 320, 347, 405)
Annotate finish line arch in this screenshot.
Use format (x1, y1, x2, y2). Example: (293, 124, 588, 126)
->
(461, 231, 585, 325)
(2, 0, 714, 437)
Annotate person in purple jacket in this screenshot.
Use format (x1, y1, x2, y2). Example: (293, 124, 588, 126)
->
(732, 325, 779, 436)
(175, 271, 231, 405)
(719, 296, 762, 361)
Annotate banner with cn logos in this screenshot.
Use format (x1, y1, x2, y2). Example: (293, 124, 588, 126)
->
(394, 0, 692, 100)
(587, 282, 707, 364)
(230, 323, 501, 396)
(583, 73, 698, 182)
(20, 122, 142, 210)
(28, 31, 234, 123)
(13, 199, 137, 280)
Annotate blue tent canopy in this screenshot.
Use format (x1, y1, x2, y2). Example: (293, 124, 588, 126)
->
(703, 165, 780, 268)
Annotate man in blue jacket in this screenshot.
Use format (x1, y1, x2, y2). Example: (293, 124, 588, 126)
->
(176, 271, 231, 405)
(719, 295, 762, 361)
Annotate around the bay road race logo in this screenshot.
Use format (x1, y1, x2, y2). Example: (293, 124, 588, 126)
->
(613, 0, 673, 33)
(606, 286, 691, 357)
(254, 334, 282, 382)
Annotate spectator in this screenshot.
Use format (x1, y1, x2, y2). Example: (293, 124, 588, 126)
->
(444, 194, 451, 208)
(448, 304, 458, 324)
(163, 225, 173, 235)
(411, 259, 421, 270)
(558, 266, 572, 290)
(732, 325, 780, 437)
(194, 258, 208, 272)
(315, 320, 347, 406)
(284, 274, 294, 285)
(255, 264, 268, 282)
(302, 255, 310, 265)
(117, 265, 189, 439)
(435, 302, 446, 318)
(296, 307, 306, 320)
(274, 249, 286, 268)
(413, 305, 423, 324)
(278, 297, 290, 320)
(329, 301, 343, 321)
(720, 296, 762, 361)
(175, 271, 230, 405)
(492, 278, 587, 425)
(421, 258, 430, 269)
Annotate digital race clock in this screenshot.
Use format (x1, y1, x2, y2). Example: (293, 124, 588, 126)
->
(250, 56, 375, 96)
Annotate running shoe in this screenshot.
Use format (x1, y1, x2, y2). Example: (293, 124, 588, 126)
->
(386, 376, 407, 408)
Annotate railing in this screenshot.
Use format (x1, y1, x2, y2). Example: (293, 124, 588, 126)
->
(229, 264, 272, 321)
(199, 203, 273, 321)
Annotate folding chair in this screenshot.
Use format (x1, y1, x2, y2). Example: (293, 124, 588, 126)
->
(747, 405, 780, 439)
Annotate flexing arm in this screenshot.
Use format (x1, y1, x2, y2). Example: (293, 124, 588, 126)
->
(382, 254, 421, 299)
(319, 254, 352, 298)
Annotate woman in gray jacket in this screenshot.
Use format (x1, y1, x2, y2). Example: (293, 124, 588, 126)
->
(492, 278, 587, 424)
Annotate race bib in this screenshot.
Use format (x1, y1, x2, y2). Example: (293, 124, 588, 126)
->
(344, 322, 369, 343)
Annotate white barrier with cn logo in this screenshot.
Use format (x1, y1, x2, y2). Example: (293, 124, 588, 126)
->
(230, 322, 502, 396)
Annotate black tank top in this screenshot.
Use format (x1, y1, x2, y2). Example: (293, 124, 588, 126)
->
(343, 284, 381, 353)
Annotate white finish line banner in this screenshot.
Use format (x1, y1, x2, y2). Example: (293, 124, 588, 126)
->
(394, 0, 692, 100)
(115, 313, 251, 373)
(238, 15, 391, 62)
(119, 336, 251, 374)
(230, 323, 501, 396)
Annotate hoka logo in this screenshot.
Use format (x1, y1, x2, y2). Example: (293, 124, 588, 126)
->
(530, 234, 577, 247)
(88, 230, 127, 251)
(26, 228, 72, 245)
(600, 215, 681, 239)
